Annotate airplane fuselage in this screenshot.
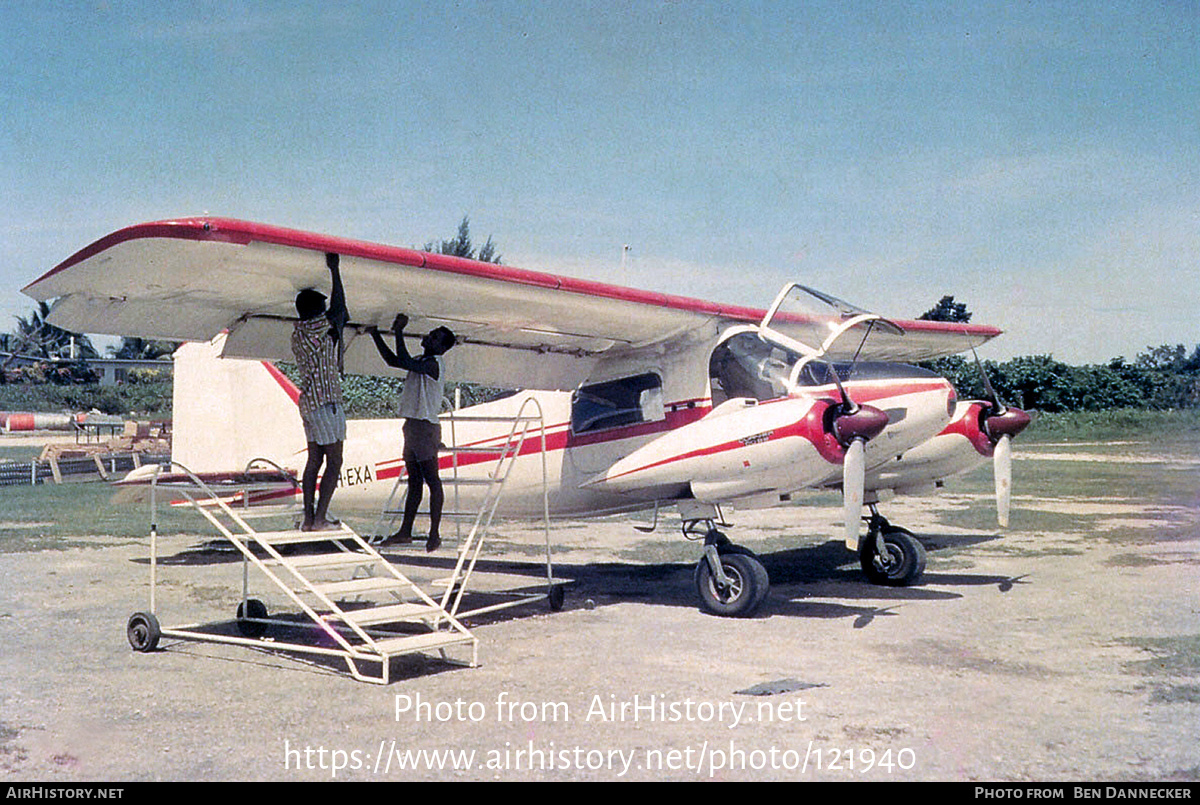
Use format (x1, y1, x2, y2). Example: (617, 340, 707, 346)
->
(331, 372, 964, 520)
(168, 328, 1005, 528)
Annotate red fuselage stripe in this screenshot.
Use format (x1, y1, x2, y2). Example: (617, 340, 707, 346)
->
(600, 400, 842, 482)
(261, 360, 301, 405)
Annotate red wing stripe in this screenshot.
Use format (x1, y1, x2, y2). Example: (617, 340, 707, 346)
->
(26, 217, 1002, 341)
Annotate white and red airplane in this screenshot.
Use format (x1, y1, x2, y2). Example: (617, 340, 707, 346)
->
(23, 217, 1030, 617)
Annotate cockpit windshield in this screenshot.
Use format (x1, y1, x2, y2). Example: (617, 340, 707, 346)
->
(762, 284, 875, 329)
(760, 282, 905, 362)
(707, 283, 919, 405)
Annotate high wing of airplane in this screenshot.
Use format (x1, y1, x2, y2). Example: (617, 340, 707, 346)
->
(23, 217, 998, 388)
(25, 217, 1028, 618)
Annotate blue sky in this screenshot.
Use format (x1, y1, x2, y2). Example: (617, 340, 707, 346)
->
(3, 1, 1197, 364)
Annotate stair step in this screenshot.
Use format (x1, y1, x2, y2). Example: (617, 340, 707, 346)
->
(306, 577, 410, 596)
(254, 528, 356, 546)
(266, 552, 378, 571)
(367, 631, 476, 656)
(225, 504, 301, 519)
(332, 603, 445, 626)
(380, 509, 478, 519)
(442, 477, 498, 486)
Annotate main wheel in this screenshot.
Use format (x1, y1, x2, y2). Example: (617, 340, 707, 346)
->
(236, 598, 269, 637)
(860, 527, 926, 586)
(694, 551, 769, 617)
(127, 611, 161, 652)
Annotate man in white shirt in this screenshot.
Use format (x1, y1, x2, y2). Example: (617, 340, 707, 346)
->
(369, 313, 457, 551)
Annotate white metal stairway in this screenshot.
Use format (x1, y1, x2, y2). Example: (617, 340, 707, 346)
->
(128, 461, 477, 684)
(373, 397, 560, 619)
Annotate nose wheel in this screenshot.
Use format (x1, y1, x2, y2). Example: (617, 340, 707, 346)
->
(858, 511, 926, 586)
(690, 525, 769, 617)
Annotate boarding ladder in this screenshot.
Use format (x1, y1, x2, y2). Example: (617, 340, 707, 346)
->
(131, 460, 477, 684)
(373, 396, 560, 618)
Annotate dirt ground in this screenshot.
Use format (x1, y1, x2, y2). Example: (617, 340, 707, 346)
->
(1, 441, 1198, 782)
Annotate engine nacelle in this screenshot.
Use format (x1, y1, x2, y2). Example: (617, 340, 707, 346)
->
(865, 400, 1030, 494)
(584, 397, 854, 502)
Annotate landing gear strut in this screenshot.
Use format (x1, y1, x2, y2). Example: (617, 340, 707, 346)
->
(858, 506, 926, 586)
(687, 519, 769, 617)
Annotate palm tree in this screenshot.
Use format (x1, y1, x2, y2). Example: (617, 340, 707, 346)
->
(110, 337, 179, 360)
(12, 301, 98, 359)
(424, 216, 502, 264)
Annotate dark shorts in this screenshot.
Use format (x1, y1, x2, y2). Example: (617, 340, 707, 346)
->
(402, 418, 442, 463)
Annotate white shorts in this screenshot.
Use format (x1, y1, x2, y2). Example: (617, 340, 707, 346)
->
(301, 402, 346, 446)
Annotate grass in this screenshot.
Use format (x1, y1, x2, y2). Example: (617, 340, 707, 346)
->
(1026, 408, 1200, 443)
(0, 446, 41, 462)
(0, 482, 188, 550)
(1121, 635, 1200, 678)
(0, 477, 387, 552)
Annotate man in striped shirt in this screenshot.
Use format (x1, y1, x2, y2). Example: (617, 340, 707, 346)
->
(292, 252, 349, 531)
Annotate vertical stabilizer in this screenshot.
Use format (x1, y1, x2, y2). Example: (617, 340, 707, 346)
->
(172, 334, 306, 474)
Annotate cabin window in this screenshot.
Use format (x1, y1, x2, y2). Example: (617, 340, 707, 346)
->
(571, 373, 664, 434)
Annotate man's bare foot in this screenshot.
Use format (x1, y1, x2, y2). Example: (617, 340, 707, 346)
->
(383, 530, 414, 545)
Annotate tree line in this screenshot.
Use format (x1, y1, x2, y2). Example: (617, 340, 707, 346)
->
(918, 296, 1200, 411)
(923, 352, 1200, 412)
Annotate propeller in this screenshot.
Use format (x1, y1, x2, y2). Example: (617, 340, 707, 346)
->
(994, 430, 1013, 527)
(824, 364, 888, 548)
(842, 436, 867, 548)
(971, 350, 1031, 527)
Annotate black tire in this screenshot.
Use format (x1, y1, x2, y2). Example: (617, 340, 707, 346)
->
(695, 552, 770, 617)
(860, 527, 926, 586)
(547, 584, 566, 612)
(127, 611, 161, 652)
(236, 598, 269, 637)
